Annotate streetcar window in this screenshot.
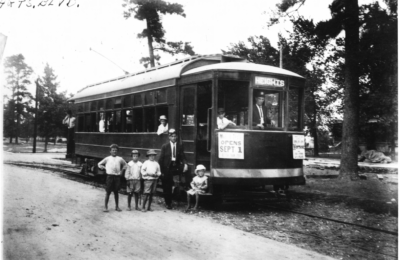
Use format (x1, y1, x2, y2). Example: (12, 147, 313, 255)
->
(85, 114, 91, 132)
(106, 111, 114, 132)
(77, 115, 84, 132)
(252, 91, 283, 129)
(288, 87, 301, 131)
(123, 95, 132, 108)
(106, 99, 113, 110)
(123, 110, 133, 132)
(83, 102, 90, 112)
(90, 101, 97, 111)
(90, 113, 97, 132)
(144, 107, 156, 132)
(144, 91, 154, 105)
(133, 94, 142, 107)
(218, 80, 249, 127)
(98, 100, 105, 111)
(115, 110, 122, 132)
(182, 88, 195, 126)
(77, 103, 83, 113)
(156, 89, 167, 104)
(133, 108, 143, 132)
(114, 97, 122, 109)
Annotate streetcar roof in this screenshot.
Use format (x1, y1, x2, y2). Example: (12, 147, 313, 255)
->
(182, 62, 304, 78)
(69, 54, 304, 102)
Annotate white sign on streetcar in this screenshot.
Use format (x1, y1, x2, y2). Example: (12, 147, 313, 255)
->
(293, 135, 305, 159)
(218, 132, 244, 159)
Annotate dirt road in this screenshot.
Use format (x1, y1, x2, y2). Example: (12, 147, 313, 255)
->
(3, 164, 335, 260)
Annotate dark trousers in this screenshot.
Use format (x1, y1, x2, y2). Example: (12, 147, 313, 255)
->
(162, 162, 180, 206)
(67, 128, 75, 155)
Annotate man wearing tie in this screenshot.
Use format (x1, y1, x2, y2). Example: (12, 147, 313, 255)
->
(158, 129, 188, 209)
(63, 110, 76, 158)
(252, 91, 271, 130)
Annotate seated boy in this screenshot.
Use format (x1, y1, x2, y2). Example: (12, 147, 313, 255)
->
(141, 149, 161, 212)
(98, 144, 127, 212)
(125, 150, 143, 211)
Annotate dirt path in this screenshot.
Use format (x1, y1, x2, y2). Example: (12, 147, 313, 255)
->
(3, 164, 335, 260)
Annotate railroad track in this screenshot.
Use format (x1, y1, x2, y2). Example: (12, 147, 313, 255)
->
(6, 161, 398, 238)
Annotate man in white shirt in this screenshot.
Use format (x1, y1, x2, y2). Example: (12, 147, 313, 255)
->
(216, 108, 236, 130)
(62, 110, 76, 158)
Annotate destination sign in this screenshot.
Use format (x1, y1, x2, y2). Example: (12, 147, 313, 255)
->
(255, 76, 285, 87)
(292, 135, 305, 159)
(218, 132, 244, 159)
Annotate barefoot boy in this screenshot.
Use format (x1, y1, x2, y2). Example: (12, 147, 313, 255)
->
(98, 144, 127, 212)
(141, 149, 161, 212)
(125, 150, 143, 211)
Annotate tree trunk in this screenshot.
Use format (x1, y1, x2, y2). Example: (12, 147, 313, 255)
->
(146, 19, 155, 68)
(44, 136, 48, 153)
(339, 0, 359, 180)
(312, 126, 319, 157)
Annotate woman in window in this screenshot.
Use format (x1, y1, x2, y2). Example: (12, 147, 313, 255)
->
(157, 115, 168, 135)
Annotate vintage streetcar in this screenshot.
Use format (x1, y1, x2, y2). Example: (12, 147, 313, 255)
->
(69, 54, 306, 195)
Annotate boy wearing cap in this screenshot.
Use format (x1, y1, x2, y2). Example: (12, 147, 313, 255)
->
(252, 92, 271, 130)
(98, 144, 127, 212)
(141, 149, 161, 212)
(125, 150, 143, 211)
(217, 108, 236, 130)
(157, 115, 169, 135)
(158, 128, 188, 209)
(186, 164, 208, 212)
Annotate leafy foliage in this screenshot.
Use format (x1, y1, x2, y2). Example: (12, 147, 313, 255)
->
(3, 54, 33, 143)
(122, 0, 195, 68)
(36, 64, 69, 150)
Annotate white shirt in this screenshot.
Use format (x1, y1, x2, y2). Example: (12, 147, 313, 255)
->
(217, 117, 236, 130)
(125, 161, 142, 180)
(63, 116, 76, 129)
(157, 123, 168, 135)
(170, 141, 176, 161)
(257, 105, 264, 124)
(97, 156, 127, 175)
(99, 120, 105, 132)
(141, 160, 161, 180)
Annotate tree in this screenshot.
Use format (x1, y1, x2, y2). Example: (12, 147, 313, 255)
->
(122, 0, 195, 68)
(37, 64, 69, 152)
(3, 54, 33, 144)
(273, 0, 361, 180)
(358, 2, 397, 156)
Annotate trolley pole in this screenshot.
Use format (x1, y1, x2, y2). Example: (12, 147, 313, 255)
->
(32, 79, 39, 153)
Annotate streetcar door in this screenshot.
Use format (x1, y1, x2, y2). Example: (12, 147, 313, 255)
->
(180, 83, 212, 174)
(180, 85, 197, 173)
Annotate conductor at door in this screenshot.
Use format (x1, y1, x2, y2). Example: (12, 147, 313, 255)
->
(252, 91, 271, 130)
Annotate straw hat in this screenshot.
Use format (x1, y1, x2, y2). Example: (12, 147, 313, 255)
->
(168, 128, 177, 136)
(195, 164, 206, 174)
(159, 115, 167, 121)
(146, 149, 157, 156)
(131, 150, 141, 156)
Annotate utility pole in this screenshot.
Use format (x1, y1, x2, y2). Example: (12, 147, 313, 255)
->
(280, 44, 283, 68)
(32, 79, 40, 153)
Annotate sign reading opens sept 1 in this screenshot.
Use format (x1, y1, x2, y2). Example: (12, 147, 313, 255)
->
(218, 132, 244, 159)
(293, 135, 305, 159)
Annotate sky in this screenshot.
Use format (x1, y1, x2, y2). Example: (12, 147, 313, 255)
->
(0, 0, 379, 98)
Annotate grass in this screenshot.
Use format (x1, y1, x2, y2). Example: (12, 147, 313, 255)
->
(3, 140, 67, 153)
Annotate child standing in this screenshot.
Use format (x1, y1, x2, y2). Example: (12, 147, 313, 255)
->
(186, 164, 208, 211)
(125, 150, 143, 211)
(141, 149, 161, 212)
(98, 144, 127, 212)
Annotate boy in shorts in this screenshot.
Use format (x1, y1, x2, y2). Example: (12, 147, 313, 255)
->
(140, 149, 161, 212)
(125, 150, 143, 211)
(98, 144, 127, 212)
